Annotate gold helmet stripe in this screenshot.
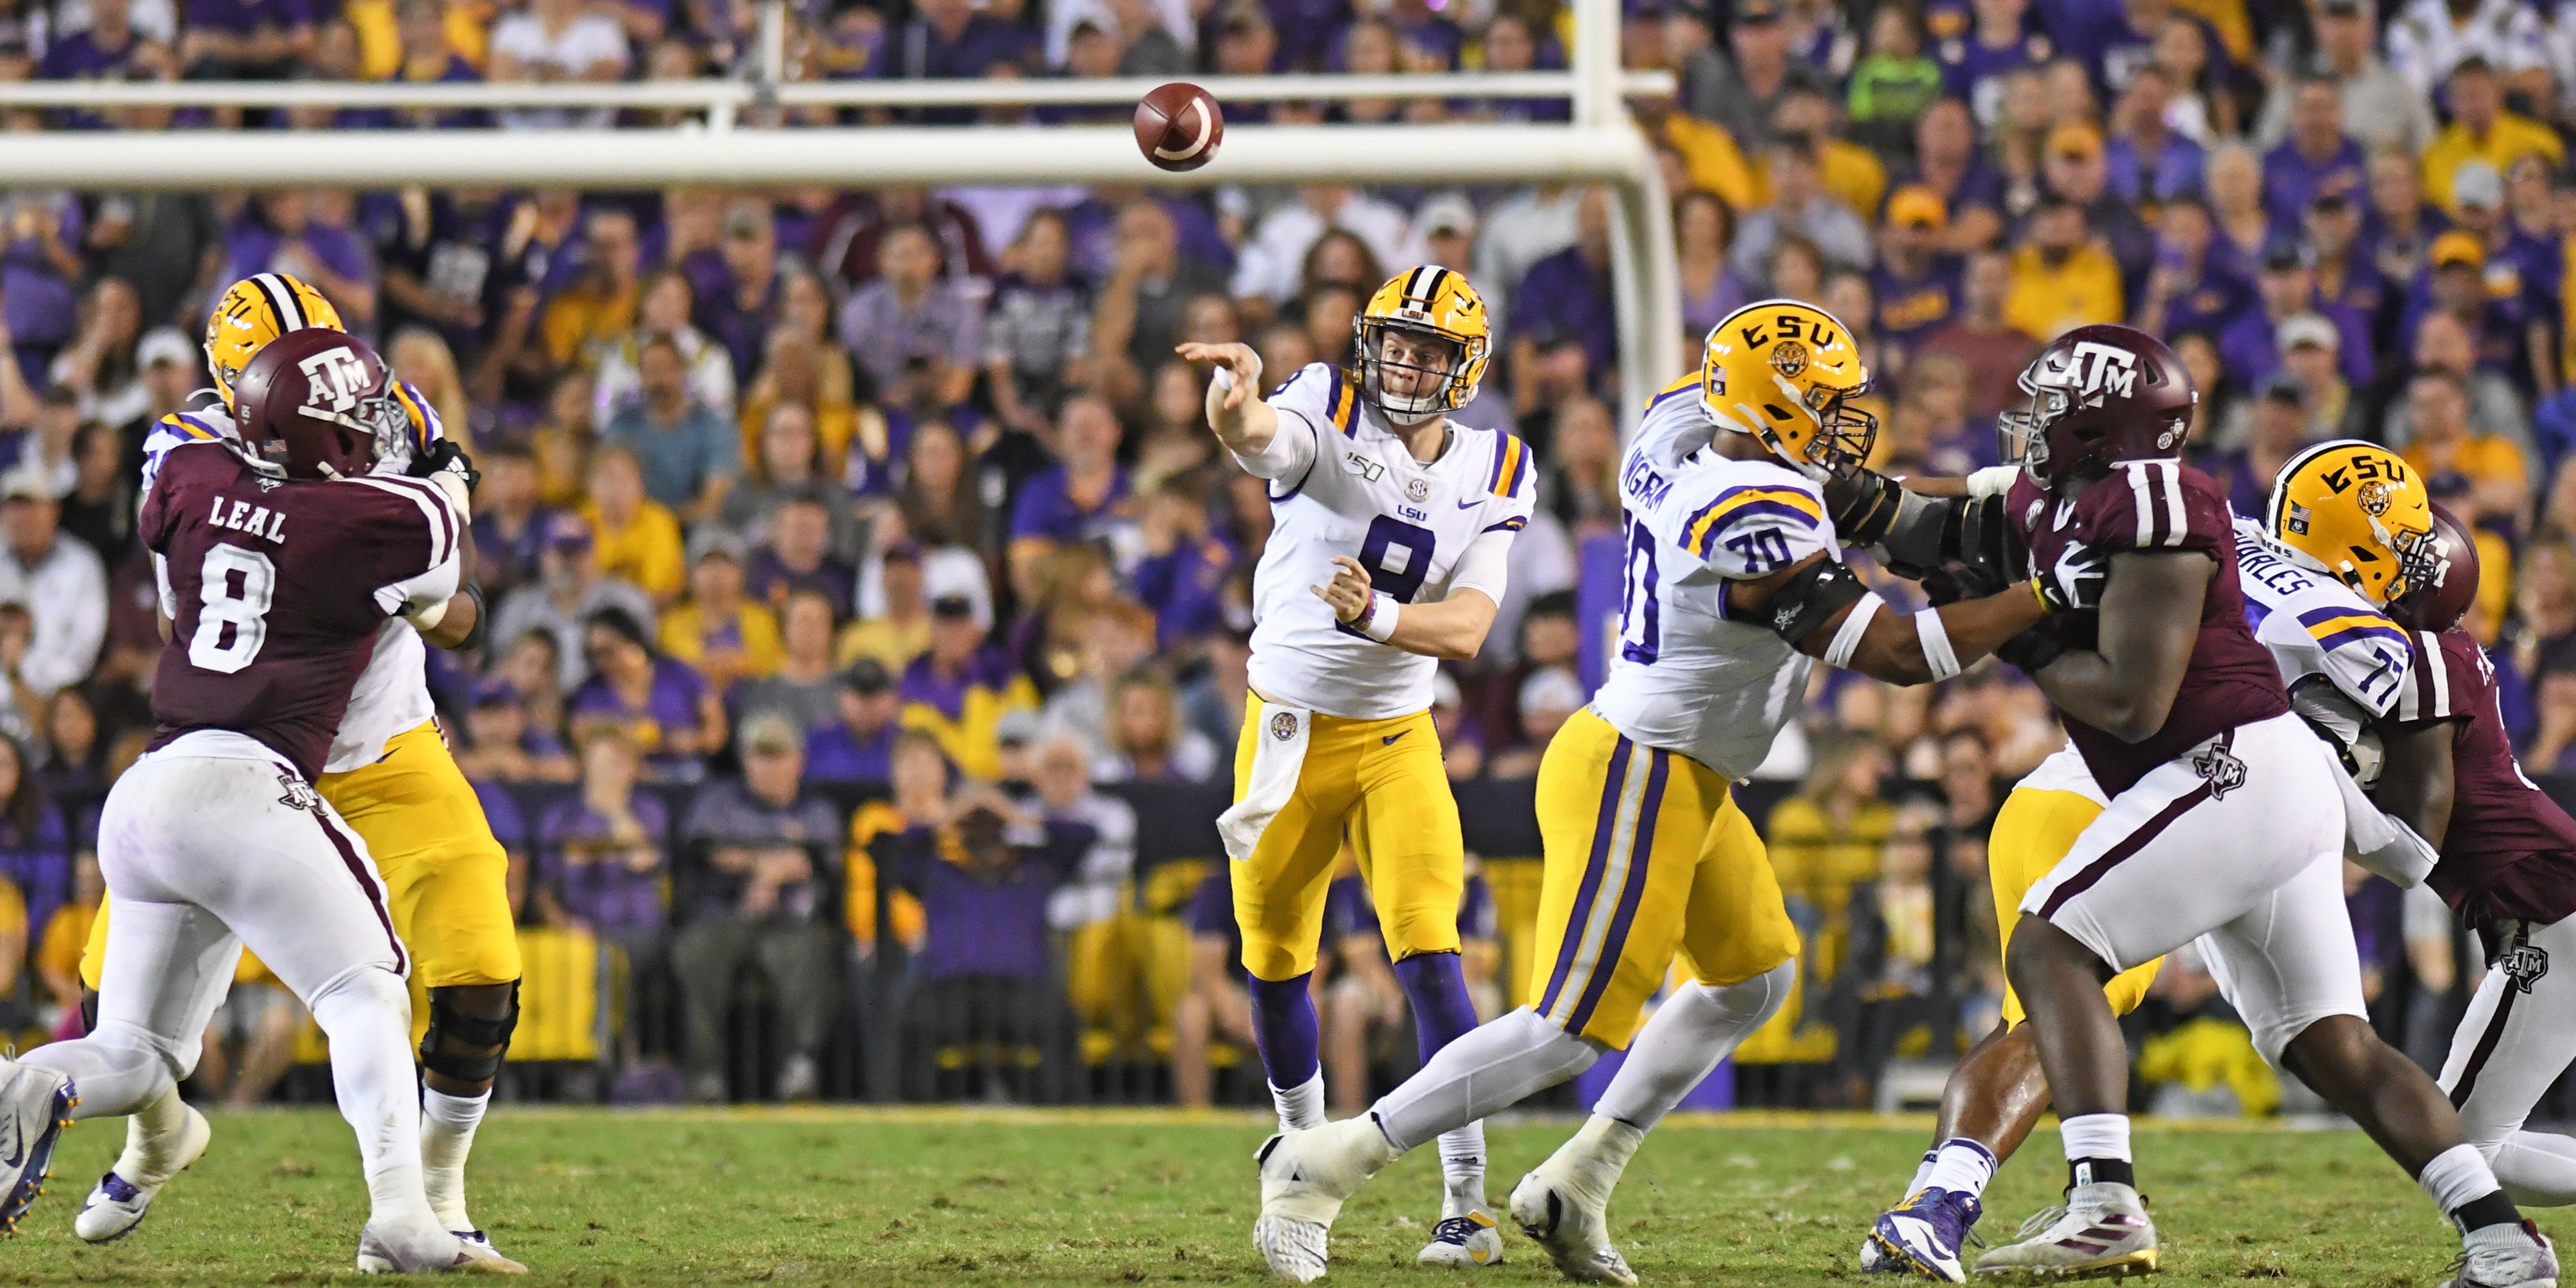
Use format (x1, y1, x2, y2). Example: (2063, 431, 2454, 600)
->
(249, 272, 309, 331)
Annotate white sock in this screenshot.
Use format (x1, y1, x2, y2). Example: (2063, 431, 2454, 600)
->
(1923, 1139, 1999, 1199)
(2059, 1114, 2131, 1167)
(1594, 963, 1792, 1131)
(1904, 1149, 1937, 1198)
(366, 1161, 441, 1231)
(306, 967, 426, 1208)
(113, 1083, 194, 1187)
(2421, 1141, 2508, 1217)
(1372, 1008, 1599, 1152)
(421, 1087, 489, 1232)
(1554, 1114, 1647, 1196)
(1271, 1071, 1326, 1131)
(2493, 1131, 2576, 1207)
(1439, 1122, 1488, 1211)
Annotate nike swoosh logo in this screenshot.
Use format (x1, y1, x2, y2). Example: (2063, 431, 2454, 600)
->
(1457, 498, 1481, 509)
(1382, 731, 1408, 745)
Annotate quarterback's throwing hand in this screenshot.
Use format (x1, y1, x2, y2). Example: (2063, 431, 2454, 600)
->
(1312, 555, 1373, 623)
(1176, 341, 1262, 412)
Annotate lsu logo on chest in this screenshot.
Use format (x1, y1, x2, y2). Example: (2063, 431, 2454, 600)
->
(1344, 449, 1434, 521)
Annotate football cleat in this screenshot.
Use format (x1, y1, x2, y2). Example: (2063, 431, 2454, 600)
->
(1251, 1118, 1399, 1283)
(1869, 1188, 1983, 1282)
(2441, 1219, 2558, 1288)
(1417, 1207, 1505, 1268)
(356, 1220, 528, 1274)
(1509, 1163, 1634, 1286)
(0, 1062, 76, 1238)
(75, 1099, 211, 1242)
(1863, 1230, 1895, 1274)
(1970, 1183, 2156, 1282)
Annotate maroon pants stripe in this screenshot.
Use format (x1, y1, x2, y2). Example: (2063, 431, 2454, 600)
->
(2036, 781, 2216, 920)
(309, 805, 407, 976)
(2449, 966, 2523, 1111)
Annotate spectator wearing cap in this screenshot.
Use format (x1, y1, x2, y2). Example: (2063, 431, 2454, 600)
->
(2105, 64, 2205, 210)
(1684, 0, 1831, 151)
(2389, 0, 2546, 99)
(601, 332, 741, 528)
(580, 445, 686, 607)
(2039, 120, 2153, 287)
(673, 711, 844, 1102)
(456, 679, 577, 785)
(1206, 5, 1279, 118)
(491, 513, 659, 691)
(533, 724, 669, 1055)
(745, 493, 855, 624)
(693, 199, 787, 391)
(2274, 313, 2362, 440)
(1870, 186, 1965, 362)
(1007, 392, 1131, 602)
(2403, 232, 2537, 392)
(802, 660, 901, 787)
(1893, 99, 2007, 257)
(1919, 249, 2044, 418)
(470, 442, 555, 604)
(659, 529, 782, 699)
(901, 592, 1037, 783)
(570, 605, 722, 784)
(2423, 57, 2564, 217)
(2303, 190, 2394, 361)
(839, 540, 934, 676)
(0, 466, 101, 698)
(2440, 160, 2560, 394)
(131, 327, 199, 429)
(2222, 239, 2371, 391)
(2256, 0, 2432, 156)
(732, 589, 843, 736)
(2005, 194, 2123, 340)
(840, 222, 983, 416)
(1489, 664, 1585, 780)
(1730, 145, 1874, 287)
(2259, 77, 2366, 234)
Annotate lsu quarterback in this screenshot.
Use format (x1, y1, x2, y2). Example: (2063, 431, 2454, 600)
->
(1176, 266, 1529, 1272)
(1244, 300, 2080, 1285)
(76, 273, 524, 1268)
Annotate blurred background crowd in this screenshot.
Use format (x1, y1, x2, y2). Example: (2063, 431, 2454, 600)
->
(0, 0, 2568, 1116)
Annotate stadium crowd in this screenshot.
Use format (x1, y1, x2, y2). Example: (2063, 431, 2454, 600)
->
(0, 0, 2571, 1114)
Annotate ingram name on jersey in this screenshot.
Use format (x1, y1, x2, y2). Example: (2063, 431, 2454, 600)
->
(1244, 364, 1535, 719)
(1589, 380, 1840, 777)
(143, 387, 447, 772)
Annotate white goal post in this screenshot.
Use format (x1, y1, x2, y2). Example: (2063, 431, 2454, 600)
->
(0, 4, 1682, 429)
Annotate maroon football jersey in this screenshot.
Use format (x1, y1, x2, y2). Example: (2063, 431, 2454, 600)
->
(2380, 628, 2576, 927)
(2007, 460, 2289, 795)
(142, 441, 462, 780)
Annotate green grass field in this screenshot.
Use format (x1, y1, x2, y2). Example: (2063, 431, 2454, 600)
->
(4, 1107, 2542, 1285)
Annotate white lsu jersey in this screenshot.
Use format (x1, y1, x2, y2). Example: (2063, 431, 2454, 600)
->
(142, 387, 449, 774)
(2231, 515, 2412, 722)
(1589, 382, 1840, 778)
(1241, 363, 1535, 719)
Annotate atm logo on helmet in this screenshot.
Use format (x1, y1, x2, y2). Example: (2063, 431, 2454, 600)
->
(297, 347, 372, 415)
(2036, 341, 2139, 406)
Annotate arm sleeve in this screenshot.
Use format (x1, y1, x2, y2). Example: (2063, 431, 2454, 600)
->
(1446, 527, 1516, 604)
(1230, 362, 1331, 482)
(152, 552, 174, 620)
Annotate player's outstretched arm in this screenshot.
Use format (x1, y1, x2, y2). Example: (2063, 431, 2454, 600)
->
(1728, 552, 2048, 685)
(1176, 341, 1280, 456)
(2023, 551, 2212, 742)
(1313, 554, 1496, 661)
(2374, 723, 2458, 849)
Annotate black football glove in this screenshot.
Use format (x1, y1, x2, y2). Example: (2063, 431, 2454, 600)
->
(1994, 623, 2067, 674)
(409, 438, 480, 500)
(1946, 494, 2025, 599)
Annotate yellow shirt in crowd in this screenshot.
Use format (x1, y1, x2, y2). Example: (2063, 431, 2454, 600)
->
(658, 601, 785, 685)
(2423, 113, 2565, 215)
(582, 500, 687, 602)
(2004, 243, 2125, 342)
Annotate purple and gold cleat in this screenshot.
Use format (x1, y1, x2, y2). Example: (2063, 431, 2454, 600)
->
(1869, 1188, 1984, 1282)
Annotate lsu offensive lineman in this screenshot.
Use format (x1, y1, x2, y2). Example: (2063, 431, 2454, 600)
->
(1176, 266, 1529, 1271)
(1246, 301, 2082, 1285)
(1850, 438, 2438, 1279)
(73, 274, 524, 1267)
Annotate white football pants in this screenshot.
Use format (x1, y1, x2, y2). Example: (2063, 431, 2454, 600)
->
(2440, 913, 2576, 1206)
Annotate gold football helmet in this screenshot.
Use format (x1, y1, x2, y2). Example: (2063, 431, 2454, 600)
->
(1701, 298, 1876, 478)
(1353, 266, 1491, 423)
(2265, 439, 2440, 607)
(205, 273, 345, 409)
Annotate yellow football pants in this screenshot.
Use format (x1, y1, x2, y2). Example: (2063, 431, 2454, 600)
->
(1992, 787, 2162, 1026)
(1230, 692, 1462, 982)
(1527, 709, 1802, 1050)
(84, 720, 522, 999)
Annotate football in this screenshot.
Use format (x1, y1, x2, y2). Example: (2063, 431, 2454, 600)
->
(1135, 82, 1223, 172)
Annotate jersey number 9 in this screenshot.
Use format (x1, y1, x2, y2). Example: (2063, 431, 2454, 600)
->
(1356, 515, 1438, 604)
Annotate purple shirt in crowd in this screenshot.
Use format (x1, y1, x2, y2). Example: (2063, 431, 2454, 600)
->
(1008, 464, 1129, 543)
(899, 645, 1020, 722)
(885, 820, 1094, 982)
(683, 779, 841, 921)
(537, 791, 671, 937)
(745, 548, 856, 622)
(1514, 247, 1618, 381)
(2262, 137, 2368, 232)
(569, 657, 712, 779)
(802, 719, 897, 786)
(187, 0, 310, 36)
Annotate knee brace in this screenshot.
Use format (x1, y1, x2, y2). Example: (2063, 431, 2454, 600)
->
(420, 983, 520, 1084)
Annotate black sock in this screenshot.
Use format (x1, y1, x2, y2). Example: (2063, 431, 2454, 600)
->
(2453, 1190, 2521, 1234)
(2068, 1157, 2135, 1190)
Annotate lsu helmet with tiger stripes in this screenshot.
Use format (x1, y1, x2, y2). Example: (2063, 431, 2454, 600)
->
(205, 273, 344, 409)
(1353, 265, 1491, 425)
(1700, 298, 1877, 480)
(2266, 438, 2441, 609)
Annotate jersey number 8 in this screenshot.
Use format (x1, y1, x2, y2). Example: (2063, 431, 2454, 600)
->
(190, 544, 277, 674)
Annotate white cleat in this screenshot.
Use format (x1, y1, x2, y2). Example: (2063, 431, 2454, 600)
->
(356, 1221, 529, 1274)
(0, 1062, 76, 1239)
(1417, 1206, 1506, 1267)
(2442, 1220, 2558, 1288)
(1971, 1183, 2157, 1282)
(75, 1101, 211, 1242)
(1508, 1165, 1635, 1286)
(1250, 1117, 1400, 1283)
